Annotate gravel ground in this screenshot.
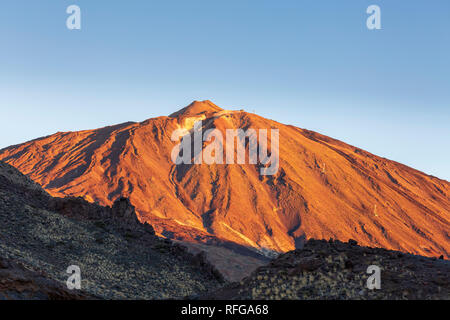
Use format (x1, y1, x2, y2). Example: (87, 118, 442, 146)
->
(203, 239, 450, 300)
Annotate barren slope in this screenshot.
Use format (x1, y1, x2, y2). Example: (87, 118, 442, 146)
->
(0, 161, 223, 299)
(1, 100, 449, 259)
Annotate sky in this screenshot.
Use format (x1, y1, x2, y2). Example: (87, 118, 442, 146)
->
(0, 0, 449, 180)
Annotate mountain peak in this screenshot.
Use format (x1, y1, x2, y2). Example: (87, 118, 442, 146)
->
(169, 100, 223, 118)
(1, 101, 449, 261)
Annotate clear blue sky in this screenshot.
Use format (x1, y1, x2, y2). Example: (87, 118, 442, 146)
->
(0, 0, 449, 180)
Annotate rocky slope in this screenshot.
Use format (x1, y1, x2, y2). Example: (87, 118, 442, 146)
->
(0, 256, 93, 300)
(0, 161, 223, 299)
(203, 239, 450, 300)
(0, 100, 448, 260)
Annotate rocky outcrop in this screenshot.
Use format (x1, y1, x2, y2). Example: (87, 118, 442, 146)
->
(47, 196, 155, 235)
(203, 239, 450, 300)
(0, 256, 93, 300)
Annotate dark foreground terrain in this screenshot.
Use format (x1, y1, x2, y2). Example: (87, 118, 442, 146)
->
(0, 255, 94, 300)
(202, 239, 449, 300)
(0, 161, 223, 299)
(0, 160, 448, 300)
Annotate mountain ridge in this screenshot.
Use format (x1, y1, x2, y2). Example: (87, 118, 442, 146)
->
(0, 100, 448, 259)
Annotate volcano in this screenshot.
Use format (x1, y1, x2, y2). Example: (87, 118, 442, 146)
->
(1, 100, 449, 260)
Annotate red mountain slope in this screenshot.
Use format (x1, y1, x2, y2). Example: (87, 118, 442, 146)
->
(1, 100, 449, 258)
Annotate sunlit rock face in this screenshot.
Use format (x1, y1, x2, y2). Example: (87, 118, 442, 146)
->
(0, 100, 449, 259)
